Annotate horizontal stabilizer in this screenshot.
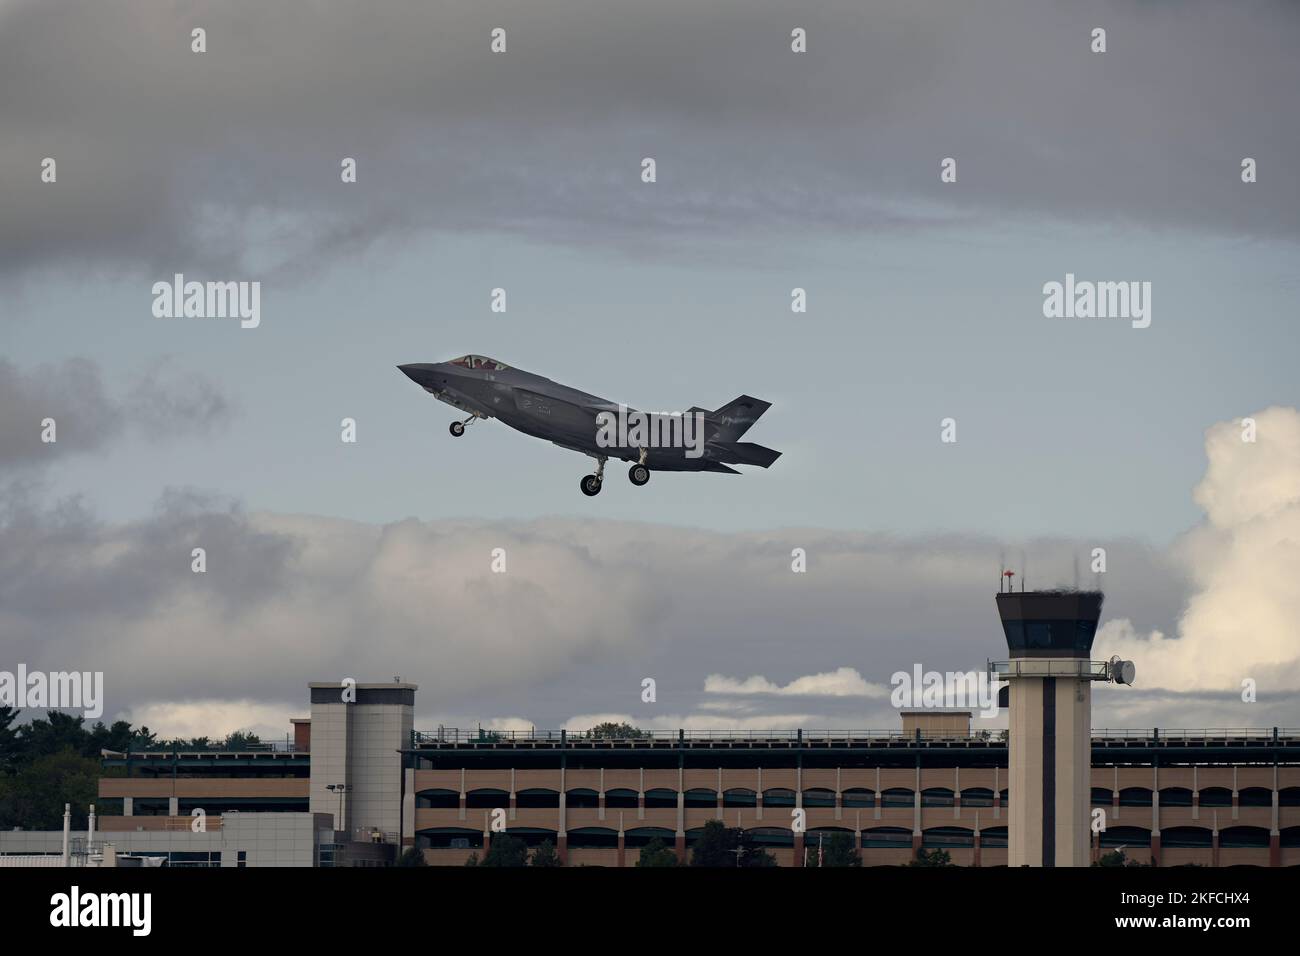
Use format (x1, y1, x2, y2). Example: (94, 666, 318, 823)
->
(711, 441, 781, 469)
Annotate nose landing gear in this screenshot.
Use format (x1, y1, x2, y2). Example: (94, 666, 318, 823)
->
(449, 414, 475, 437)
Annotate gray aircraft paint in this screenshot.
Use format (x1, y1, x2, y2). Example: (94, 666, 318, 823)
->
(398, 357, 780, 486)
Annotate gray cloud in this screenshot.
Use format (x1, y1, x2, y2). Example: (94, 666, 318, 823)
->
(9, 406, 1298, 737)
(0, 356, 231, 470)
(1, 0, 1296, 282)
(0, 490, 1191, 733)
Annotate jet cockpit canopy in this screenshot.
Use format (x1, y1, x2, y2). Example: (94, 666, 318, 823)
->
(449, 355, 509, 371)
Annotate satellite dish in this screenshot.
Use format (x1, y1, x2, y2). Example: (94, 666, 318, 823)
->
(1109, 656, 1136, 685)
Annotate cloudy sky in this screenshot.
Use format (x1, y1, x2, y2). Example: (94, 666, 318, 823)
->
(1, 0, 1297, 739)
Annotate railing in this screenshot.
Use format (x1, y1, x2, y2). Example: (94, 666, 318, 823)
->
(412, 727, 1300, 746)
(1094, 728, 1297, 741)
(105, 735, 307, 756)
(989, 659, 1112, 680)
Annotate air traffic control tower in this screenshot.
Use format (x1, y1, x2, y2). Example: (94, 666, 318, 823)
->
(991, 576, 1134, 867)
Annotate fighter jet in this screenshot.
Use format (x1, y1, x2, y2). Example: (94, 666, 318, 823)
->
(398, 355, 780, 496)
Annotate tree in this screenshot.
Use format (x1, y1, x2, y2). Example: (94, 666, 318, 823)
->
(586, 722, 648, 740)
(531, 839, 561, 867)
(16, 711, 88, 760)
(87, 720, 152, 756)
(636, 837, 678, 867)
(223, 731, 261, 751)
(0, 749, 100, 830)
(740, 839, 778, 868)
(689, 820, 777, 867)
(806, 832, 861, 867)
(478, 834, 529, 867)
(690, 820, 737, 867)
(908, 848, 955, 867)
(396, 846, 428, 867)
(1092, 849, 1153, 868)
(0, 707, 19, 775)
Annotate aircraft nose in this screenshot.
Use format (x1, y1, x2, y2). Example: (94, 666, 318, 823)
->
(398, 364, 423, 384)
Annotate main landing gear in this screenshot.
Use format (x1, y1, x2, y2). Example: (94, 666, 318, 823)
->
(628, 447, 650, 487)
(580, 457, 607, 496)
(448, 414, 475, 437)
(580, 456, 652, 495)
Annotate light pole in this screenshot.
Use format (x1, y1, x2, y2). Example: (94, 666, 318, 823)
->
(326, 783, 352, 832)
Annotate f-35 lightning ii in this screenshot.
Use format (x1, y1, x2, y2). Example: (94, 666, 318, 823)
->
(398, 355, 780, 496)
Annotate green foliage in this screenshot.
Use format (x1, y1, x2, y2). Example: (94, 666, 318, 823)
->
(805, 832, 861, 867)
(479, 834, 529, 867)
(584, 722, 648, 739)
(689, 819, 777, 867)
(0, 749, 100, 830)
(0, 709, 182, 828)
(908, 848, 955, 867)
(530, 839, 561, 867)
(0, 707, 19, 775)
(396, 846, 428, 867)
(636, 837, 679, 867)
(1092, 849, 1154, 868)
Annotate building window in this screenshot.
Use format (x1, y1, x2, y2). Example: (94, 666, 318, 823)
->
(1219, 826, 1269, 849)
(1119, 788, 1152, 807)
(466, 788, 511, 809)
(862, 827, 911, 848)
(417, 789, 459, 809)
(644, 788, 677, 809)
(922, 827, 972, 848)
(1239, 787, 1272, 808)
(515, 789, 558, 809)
(881, 788, 913, 808)
(605, 788, 638, 809)
(980, 827, 1008, 848)
(1199, 787, 1232, 807)
(762, 788, 795, 808)
(1161, 827, 1211, 848)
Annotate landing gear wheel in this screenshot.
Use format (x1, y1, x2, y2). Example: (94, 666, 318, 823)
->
(449, 421, 466, 437)
(581, 475, 603, 496)
(629, 464, 650, 486)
